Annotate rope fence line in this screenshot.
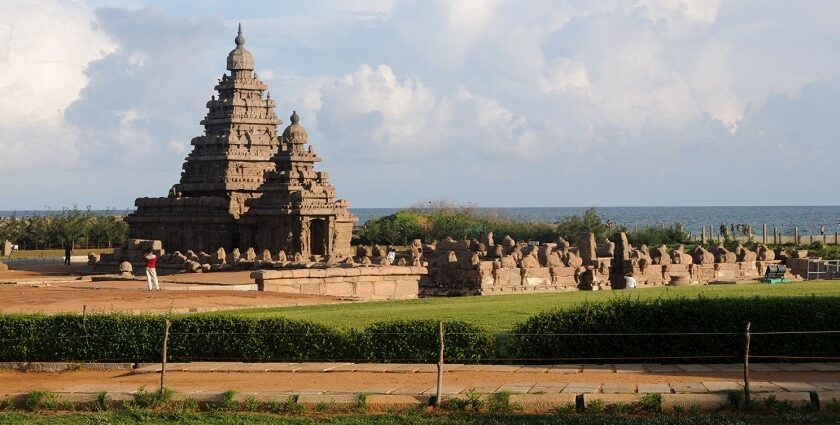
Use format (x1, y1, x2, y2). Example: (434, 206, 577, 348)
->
(5, 320, 840, 402)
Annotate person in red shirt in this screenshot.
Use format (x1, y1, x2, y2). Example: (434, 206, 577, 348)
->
(143, 247, 160, 291)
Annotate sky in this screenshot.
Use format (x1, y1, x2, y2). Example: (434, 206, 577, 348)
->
(1, 0, 839, 210)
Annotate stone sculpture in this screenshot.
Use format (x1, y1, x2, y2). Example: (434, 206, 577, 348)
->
(556, 237, 570, 252)
(119, 261, 133, 277)
(482, 231, 494, 247)
(597, 240, 615, 258)
(651, 245, 672, 265)
(735, 245, 757, 262)
(670, 245, 692, 265)
(691, 246, 714, 264)
(715, 244, 737, 263)
(756, 244, 775, 261)
(502, 235, 516, 247)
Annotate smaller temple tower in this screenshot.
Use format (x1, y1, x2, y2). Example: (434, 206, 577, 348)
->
(241, 111, 356, 258)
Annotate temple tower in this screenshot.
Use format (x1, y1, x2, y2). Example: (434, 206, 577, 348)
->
(242, 111, 356, 257)
(126, 25, 356, 256)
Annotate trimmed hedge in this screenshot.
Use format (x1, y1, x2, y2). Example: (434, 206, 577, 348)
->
(0, 315, 493, 363)
(356, 320, 496, 362)
(3, 296, 840, 363)
(509, 296, 840, 363)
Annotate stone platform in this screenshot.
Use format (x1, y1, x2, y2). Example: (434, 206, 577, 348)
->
(252, 266, 427, 300)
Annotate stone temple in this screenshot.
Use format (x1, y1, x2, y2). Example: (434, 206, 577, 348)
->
(126, 25, 356, 258)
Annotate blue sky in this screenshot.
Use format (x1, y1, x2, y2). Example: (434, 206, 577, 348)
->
(1, 0, 839, 209)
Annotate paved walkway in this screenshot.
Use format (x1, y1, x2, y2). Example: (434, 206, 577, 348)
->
(3, 362, 840, 396)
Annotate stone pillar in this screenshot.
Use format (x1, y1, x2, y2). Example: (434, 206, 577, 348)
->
(578, 232, 597, 266)
(299, 218, 311, 256)
(835, 232, 839, 245)
(701, 226, 706, 244)
(773, 226, 778, 244)
(794, 227, 799, 245)
(610, 232, 631, 288)
(762, 224, 767, 244)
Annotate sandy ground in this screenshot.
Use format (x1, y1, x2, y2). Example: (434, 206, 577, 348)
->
(0, 261, 349, 314)
(0, 286, 345, 314)
(1, 369, 839, 394)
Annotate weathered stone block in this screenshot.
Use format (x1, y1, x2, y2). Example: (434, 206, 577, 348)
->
(365, 394, 428, 410)
(661, 394, 730, 413)
(374, 281, 397, 296)
(583, 394, 641, 411)
(298, 394, 359, 407)
(508, 393, 577, 412)
(324, 282, 354, 297)
(325, 268, 347, 277)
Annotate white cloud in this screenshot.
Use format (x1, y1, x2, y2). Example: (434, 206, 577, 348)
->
(3, 1, 840, 208)
(0, 1, 115, 173)
(318, 64, 446, 155)
(540, 58, 591, 95)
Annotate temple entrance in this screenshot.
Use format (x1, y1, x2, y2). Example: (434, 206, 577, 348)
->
(310, 218, 327, 256)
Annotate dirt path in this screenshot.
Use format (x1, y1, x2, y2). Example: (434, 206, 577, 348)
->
(1, 369, 839, 394)
(0, 260, 351, 314)
(0, 285, 346, 314)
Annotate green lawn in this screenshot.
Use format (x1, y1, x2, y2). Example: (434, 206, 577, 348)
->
(1, 412, 838, 425)
(227, 281, 840, 332)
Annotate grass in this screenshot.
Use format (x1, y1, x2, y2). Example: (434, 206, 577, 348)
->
(1, 412, 840, 424)
(224, 280, 840, 331)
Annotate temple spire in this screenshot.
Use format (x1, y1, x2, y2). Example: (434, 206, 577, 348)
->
(235, 22, 245, 47)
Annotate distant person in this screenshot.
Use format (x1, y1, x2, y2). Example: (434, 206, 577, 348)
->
(386, 250, 396, 264)
(63, 242, 73, 266)
(624, 273, 636, 289)
(719, 224, 727, 238)
(143, 247, 160, 291)
(821, 225, 826, 236)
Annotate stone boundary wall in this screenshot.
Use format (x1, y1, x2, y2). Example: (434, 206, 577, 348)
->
(251, 266, 427, 301)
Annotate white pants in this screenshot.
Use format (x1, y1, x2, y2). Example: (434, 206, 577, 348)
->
(145, 268, 160, 290)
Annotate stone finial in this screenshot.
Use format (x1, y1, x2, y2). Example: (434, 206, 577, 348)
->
(290, 110, 300, 124)
(235, 22, 245, 47)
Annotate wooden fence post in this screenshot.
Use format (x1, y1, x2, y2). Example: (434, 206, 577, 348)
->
(160, 319, 171, 395)
(701, 226, 706, 244)
(743, 322, 751, 406)
(435, 321, 444, 407)
(762, 224, 767, 244)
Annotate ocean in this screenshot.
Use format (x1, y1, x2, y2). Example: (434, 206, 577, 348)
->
(348, 206, 840, 236)
(2, 206, 839, 236)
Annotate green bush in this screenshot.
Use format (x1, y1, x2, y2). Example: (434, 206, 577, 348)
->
(356, 206, 557, 245)
(0, 315, 494, 363)
(508, 297, 840, 363)
(0, 207, 128, 250)
(356, 320, 496, 363)
(624, 223, 689, 247)
(556, 207, 609, 243)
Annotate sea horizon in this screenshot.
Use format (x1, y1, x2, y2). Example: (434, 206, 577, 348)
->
(2, 206, 839, 236)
